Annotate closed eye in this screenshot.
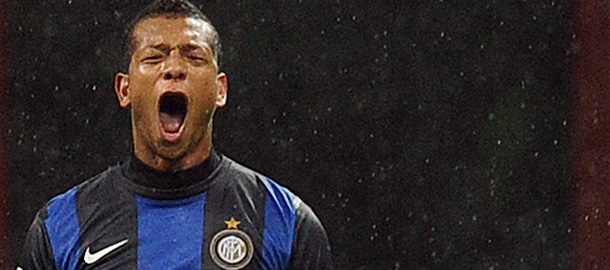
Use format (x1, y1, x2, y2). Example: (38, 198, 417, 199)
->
(187, 55, 208, 65)
(142, 55, 164, 63)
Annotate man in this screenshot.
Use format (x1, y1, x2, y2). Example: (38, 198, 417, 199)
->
(18, 0, 332, 269)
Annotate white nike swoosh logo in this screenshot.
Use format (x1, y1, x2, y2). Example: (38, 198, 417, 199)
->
(84, 239, 129, 264)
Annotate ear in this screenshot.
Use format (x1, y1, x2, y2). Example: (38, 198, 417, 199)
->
(215, 73, 228, 107)
(115, 72, 131, 108)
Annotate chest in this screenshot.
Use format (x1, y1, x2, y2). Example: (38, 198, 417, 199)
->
(54, 189, 291, 270)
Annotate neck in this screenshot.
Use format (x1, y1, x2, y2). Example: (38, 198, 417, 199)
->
(134, 132, 213, 172)
(138, 147, 211, 172)
(120, 148, 222, 198)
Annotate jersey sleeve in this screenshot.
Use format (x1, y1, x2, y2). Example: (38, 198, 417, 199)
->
(18, 208, 58, 270)
(288, 201, 333, 270)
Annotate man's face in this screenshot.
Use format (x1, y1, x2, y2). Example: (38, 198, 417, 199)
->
(115, 16, 227, 165)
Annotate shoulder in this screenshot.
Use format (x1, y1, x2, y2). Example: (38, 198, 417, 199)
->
(220, 155, 326, 232)
(23, 165, 126, 269)
(217, 155, 268, 182)
(42, 164, 121, 222)
(224, 158, 334, 269)
(218, 155, 303, 210)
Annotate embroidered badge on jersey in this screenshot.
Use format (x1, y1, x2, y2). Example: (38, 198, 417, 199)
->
(210, 217, 254, 269)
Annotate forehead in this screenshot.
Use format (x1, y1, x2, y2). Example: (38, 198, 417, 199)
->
(133, 16, 214, 50)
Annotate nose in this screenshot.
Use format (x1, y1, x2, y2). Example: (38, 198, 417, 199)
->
(161, 53, 187, 81)
(163, 71, 186, 81)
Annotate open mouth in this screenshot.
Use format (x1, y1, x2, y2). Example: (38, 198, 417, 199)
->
(158, 92, 188, 139)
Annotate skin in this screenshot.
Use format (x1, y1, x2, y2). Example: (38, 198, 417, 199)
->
(114, 16, 228, 171)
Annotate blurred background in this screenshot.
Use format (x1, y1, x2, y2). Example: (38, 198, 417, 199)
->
(2, 0, 601, 269)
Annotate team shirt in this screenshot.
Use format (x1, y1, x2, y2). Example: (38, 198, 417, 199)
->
(19, 150, 332, 269)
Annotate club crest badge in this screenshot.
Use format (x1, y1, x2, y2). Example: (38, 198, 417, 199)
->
(210, 217, 254, 269)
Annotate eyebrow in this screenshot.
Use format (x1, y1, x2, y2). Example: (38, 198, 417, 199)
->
(146, 44, 206, 55)
(148, 44, 170, 54)
(180, 44, 203, 54)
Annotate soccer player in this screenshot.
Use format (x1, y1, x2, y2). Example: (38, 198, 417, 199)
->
(17, 0, 332, 269)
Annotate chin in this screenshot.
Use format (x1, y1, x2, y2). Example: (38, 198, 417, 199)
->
(153, 141, 190, 161)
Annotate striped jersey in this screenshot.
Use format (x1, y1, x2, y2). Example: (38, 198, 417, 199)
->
(19, 151, 332, 269)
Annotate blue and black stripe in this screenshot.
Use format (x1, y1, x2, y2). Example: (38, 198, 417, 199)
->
(33, 155, 307, 270)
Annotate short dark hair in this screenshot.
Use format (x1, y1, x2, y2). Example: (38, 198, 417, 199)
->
(122, 0, 222, 71)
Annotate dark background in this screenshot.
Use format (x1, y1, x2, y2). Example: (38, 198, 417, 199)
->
(4, 1, 575, 269)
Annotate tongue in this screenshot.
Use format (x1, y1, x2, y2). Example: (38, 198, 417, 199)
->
(159, 112, 183, 133)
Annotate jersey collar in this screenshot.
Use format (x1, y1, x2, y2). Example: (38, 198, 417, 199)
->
(118, 148, 222, 199)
